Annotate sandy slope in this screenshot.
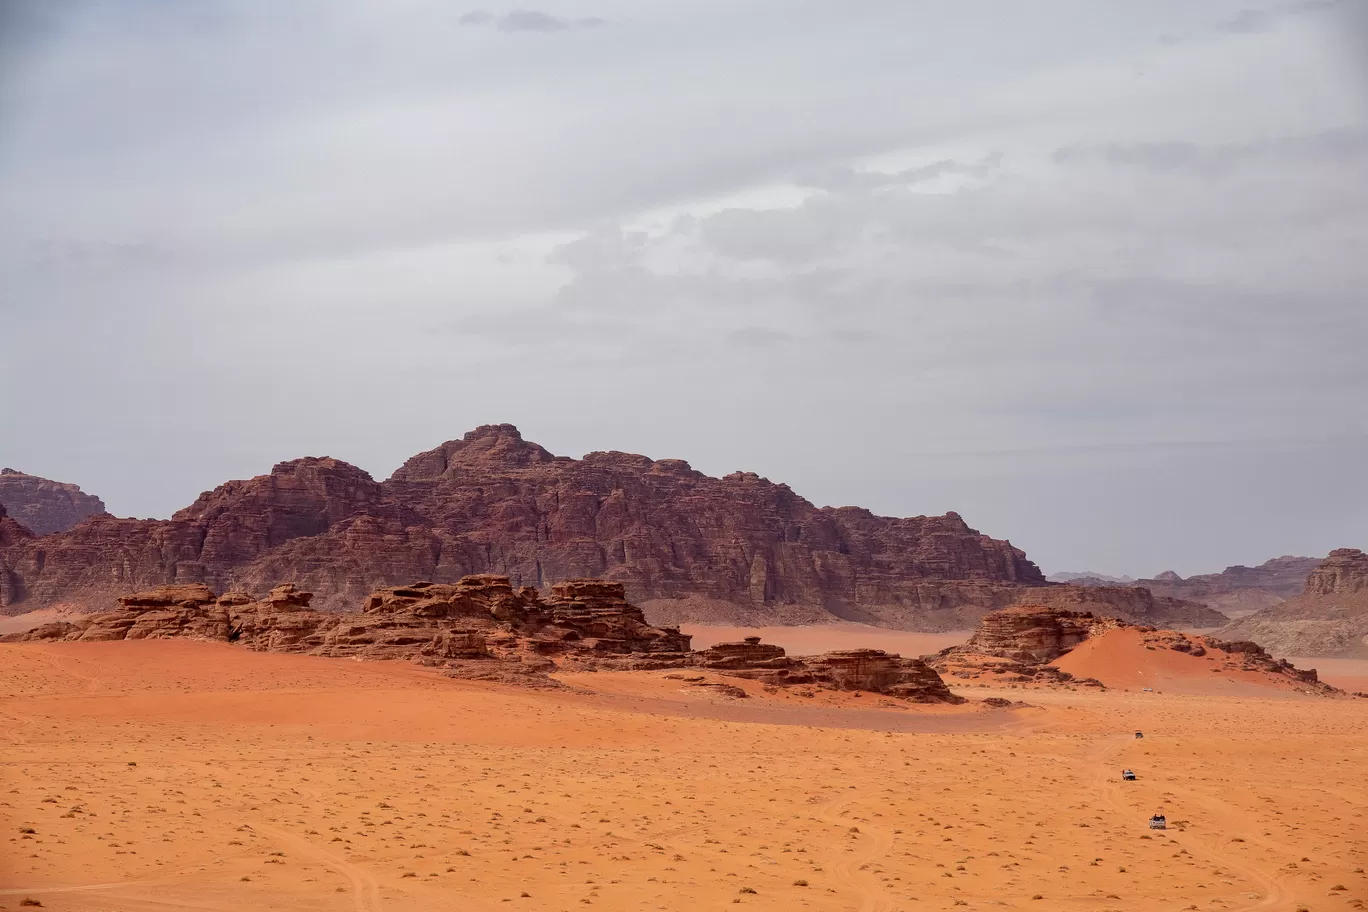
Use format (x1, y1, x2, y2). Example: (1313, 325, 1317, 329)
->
(1049, 628, 1329, 697)
(2, 641, 1366, 912)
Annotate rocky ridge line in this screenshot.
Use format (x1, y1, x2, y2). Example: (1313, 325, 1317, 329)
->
(3, 576, 964, 703)
(0, 425, 1049, 628)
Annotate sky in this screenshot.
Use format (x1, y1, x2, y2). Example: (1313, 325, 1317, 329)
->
(1, 0, 1366, 578)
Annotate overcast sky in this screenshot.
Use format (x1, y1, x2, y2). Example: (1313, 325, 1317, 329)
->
(2, 0, 1366, 577)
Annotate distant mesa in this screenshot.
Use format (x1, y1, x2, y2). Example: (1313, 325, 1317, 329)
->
(1051, 555, 1325, 621)
(1047, 571, 1135, 584)
(0, 468, 106, 536)
(1215, 548, 1368, 658)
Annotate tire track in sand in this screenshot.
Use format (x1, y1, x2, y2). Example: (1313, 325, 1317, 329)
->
(1087, 735, 1291, 912)
(815, 796, 896, 912)
(257, 824, 383, 912)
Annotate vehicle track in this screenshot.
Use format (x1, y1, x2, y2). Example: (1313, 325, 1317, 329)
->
(815, 796, 896, 912)
(258, 823, 384, 912)
(1087, 734, 1293, 911)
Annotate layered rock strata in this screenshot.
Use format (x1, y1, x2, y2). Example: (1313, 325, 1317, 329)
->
(4, 578, 966, 702)
(0, 425, 1044, 626)
(1216, 549, 1368, 657)
(592, 635, 965, 703)
(0, 468, 106, 536)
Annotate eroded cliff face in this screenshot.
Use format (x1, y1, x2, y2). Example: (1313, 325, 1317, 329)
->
(0, 468, 106, 536)
(1216, 549, 1368, 658)
(0, 425, 1045, 626)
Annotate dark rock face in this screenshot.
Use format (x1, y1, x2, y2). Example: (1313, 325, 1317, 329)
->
(0, 469, 106, 536)
(0, 425, 1044, 627)
(1216, 548, 1368, 658)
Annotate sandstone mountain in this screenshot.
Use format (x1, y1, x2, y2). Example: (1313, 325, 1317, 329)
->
(1130, 556, 1323, 617)
(0, 424, 1208, 630)
(0, 468, 106, 536)
(1, 425, 1046, 626)
(1215, 548, 1368, 658)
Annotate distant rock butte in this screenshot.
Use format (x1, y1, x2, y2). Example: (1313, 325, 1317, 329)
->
(0, 424, 1052, 629)
(1216, 548, 1368, 658)
(3, 577, 963, 702)
(929, 604, 1340, 694)
(0, 468, 106, 536)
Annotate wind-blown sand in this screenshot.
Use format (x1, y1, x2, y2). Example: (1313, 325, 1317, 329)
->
(2, 641, 1366, 912)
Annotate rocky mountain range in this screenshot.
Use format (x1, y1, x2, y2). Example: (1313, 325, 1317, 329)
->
(1052, 555, 1324, 618)
(0, 425, 1225, 630)
(1216, 548, 1368, 658)
(0, 468, 106, 536)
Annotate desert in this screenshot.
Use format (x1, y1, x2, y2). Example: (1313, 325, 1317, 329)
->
(3, 614, 1367, 911)
(6, 5, 1367, 907)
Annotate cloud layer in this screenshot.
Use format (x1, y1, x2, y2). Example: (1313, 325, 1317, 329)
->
(2, 0, 1365, 575)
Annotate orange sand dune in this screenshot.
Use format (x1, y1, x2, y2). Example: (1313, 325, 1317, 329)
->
(1050, 628, 1327, 696)
(2, 640, 1366, 912)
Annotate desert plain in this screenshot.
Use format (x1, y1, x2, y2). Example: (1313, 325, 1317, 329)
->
(2, 630, 1366, 912)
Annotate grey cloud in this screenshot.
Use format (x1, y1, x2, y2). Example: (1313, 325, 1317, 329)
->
(1055, 128, 1368, 176)
(793, 153, 1003, 193)
(459, 9, 605, 32)
(1214, 0, 1344, 35)
(3, 0, 1364, 575)
(728, 327, 793, 348)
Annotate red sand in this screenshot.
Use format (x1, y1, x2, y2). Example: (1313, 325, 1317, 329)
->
(1051, 628, 1323, 696)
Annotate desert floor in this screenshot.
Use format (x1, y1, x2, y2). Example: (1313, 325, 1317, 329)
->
(2, 641, 1366, 912)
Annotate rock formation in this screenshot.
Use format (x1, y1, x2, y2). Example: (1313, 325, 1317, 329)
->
(1006, 585, 1227, 629)
(1215, 549, 1368, 657)
(3, 576, 965, 702)
(0, 468, 106, 536)
(0, 425, 1046, 628)
(1064, 556, 1323, 618)
(930, 605, 1338, 693)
